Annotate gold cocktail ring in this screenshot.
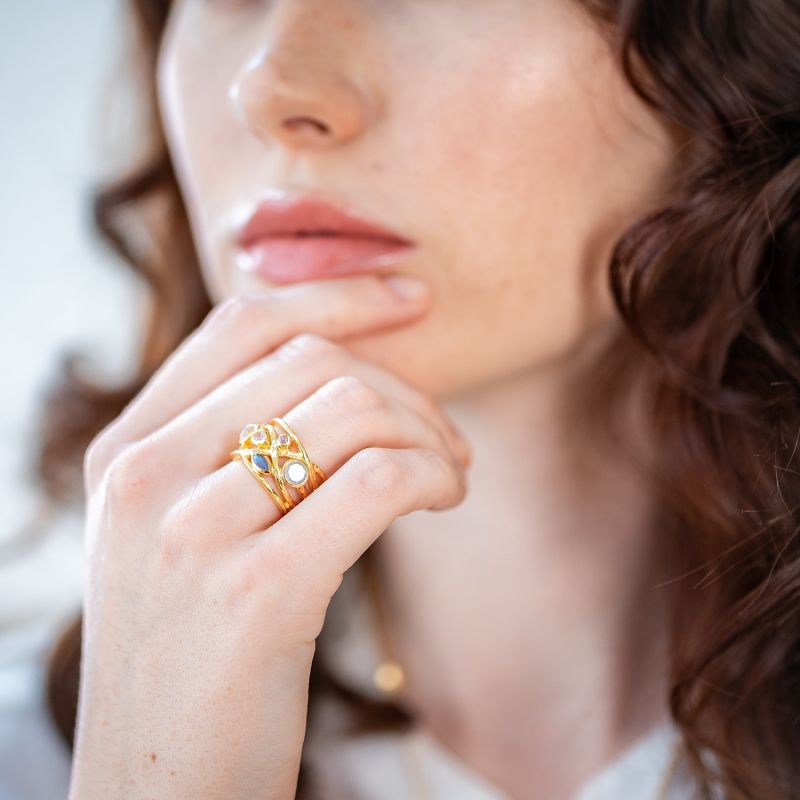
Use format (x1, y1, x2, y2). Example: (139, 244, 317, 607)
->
(230, 416, 327, 515)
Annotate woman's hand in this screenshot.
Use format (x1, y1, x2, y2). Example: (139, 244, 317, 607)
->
(67, 273, 471, 800)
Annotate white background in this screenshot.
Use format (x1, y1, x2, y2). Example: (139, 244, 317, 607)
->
(0, 2, 142, 796)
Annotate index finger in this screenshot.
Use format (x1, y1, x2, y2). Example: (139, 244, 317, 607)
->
(91, 273, 429, 451)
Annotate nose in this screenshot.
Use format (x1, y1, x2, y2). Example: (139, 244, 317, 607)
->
(228, 10, 374, 150)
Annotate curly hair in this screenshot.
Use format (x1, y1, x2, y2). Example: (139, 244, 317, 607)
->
(34, 1, 800, 798)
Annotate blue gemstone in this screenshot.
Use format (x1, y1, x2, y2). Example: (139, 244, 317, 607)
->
(252, 453, 270, 473)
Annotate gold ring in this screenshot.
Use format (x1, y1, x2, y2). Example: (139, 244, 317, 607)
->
(230, 416, 327, 515)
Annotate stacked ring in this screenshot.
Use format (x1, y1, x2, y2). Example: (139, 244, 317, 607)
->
(230, 416, 327, 515)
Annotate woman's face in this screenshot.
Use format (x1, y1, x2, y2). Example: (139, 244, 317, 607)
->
(157, 0, 678, 400)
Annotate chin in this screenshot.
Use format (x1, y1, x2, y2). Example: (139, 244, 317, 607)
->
(340, 324, 494, 402)
(339, 321, 439, 389)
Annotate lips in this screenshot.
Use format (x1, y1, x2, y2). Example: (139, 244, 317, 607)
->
(235, 194, 417, 285)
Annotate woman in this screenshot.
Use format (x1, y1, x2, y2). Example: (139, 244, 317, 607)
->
(37, 0, 798, 798)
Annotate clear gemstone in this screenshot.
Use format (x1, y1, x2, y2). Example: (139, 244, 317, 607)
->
(240, 423, 259, 444)
(284, 460, 308, 486)
(250, 428, 267, 445)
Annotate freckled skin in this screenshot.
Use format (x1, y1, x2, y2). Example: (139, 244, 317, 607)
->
(157, 0, 679, 400)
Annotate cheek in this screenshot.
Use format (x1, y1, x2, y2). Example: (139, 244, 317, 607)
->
(405, 77, 615, 345)
(371, 70, 671, 394)
(421, 60, 637, 264)
(402, 37, 670, 349)
(162, 77, 233, 211)
(158, 40, 247, 299)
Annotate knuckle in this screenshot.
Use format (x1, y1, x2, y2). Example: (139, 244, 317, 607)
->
(417, 398, 465, 458)
(455, 455, 468, 496)
(422, 446, 466, 505)
(83, 432, 116, 490)
(276, 332, 340, 365)
(351, 447, 406, 499)
(323, 375, 388, 417)
(83, 419, 128, 490)
(429, 445, 460, 481)
(103, 440, 158, 501)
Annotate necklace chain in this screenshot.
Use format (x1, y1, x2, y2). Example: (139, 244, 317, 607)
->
(363, 559, 682, 800)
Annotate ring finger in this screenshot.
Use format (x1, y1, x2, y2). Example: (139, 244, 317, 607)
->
(165, 373, 467, 542)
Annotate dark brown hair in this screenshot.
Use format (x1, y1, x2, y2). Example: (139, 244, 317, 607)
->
(33, 0, 800, 798)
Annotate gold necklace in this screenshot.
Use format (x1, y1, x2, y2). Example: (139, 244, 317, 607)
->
(362, 557, 683, 800)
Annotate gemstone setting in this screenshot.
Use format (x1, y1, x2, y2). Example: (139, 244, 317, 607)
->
(283, 459, 309, 487)
(252, 453, 271, 473)
(239, 423, 260, 444)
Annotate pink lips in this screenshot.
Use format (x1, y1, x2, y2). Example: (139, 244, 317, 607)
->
(235, 195, 417, 285)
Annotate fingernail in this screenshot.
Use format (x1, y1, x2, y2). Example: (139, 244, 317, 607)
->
(381, 274, 430, 302)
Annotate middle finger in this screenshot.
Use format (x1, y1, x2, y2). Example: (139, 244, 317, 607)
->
(143, 332, 471, 479)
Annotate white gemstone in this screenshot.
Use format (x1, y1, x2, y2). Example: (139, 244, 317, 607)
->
(284, 460, 309, 487)
(239, 423, 259, 444)
(250, 429, 267, 445)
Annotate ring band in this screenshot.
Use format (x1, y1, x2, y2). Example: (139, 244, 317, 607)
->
(230, 417, 327, 515)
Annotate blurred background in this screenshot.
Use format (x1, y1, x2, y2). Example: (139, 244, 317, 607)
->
(1, 2, 142, 796)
